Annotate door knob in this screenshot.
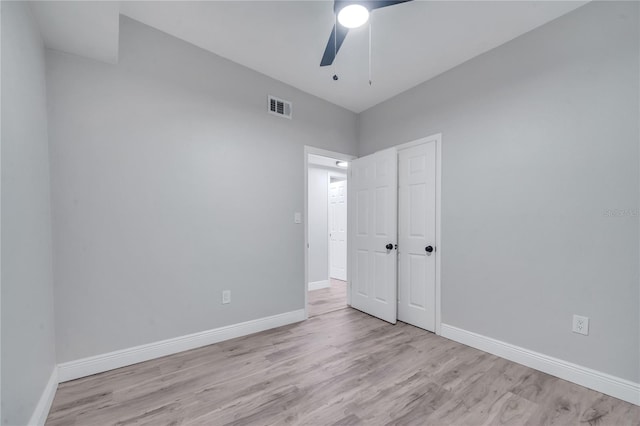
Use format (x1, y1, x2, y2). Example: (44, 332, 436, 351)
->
(386, 243, 393, 250)
(425, 246, 434, 253)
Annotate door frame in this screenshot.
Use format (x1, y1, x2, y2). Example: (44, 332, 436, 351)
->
(394, 133, 442, 335)
(304, 146, 356, 320)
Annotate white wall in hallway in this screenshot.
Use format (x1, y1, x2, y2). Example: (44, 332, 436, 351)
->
(308, 165, 347, 288)
(308, 166, 329, 287)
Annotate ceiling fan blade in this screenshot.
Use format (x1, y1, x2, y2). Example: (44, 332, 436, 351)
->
(320, 23, 349, 67)
(320, 0, 412, 67)
(369, 0, 413, 11)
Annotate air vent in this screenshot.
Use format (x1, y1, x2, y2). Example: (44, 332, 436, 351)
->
(268, 95, 292, 119)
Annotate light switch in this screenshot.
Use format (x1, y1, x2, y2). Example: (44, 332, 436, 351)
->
(294, 212, 302, 224)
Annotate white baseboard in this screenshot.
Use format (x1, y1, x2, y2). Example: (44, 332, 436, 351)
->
(58, 309, 305, 383)
(441, 324, 640, 406)
(28, 367, 58, 426)
(308, 280, 330, 291)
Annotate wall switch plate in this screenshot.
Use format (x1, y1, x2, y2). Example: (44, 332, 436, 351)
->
(572, 314, 589, 335)
(222, 290, 231, 304)
(294, 212, 302, 224)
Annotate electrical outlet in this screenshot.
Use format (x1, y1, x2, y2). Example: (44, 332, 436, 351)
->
(222, 290, 231, 304)
(572, 314, 589, 335)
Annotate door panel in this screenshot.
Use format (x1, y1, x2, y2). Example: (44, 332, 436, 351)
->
(409, 183, 426, 237)
(398, 142, 436, 331)
(356, 250, 368, 296)
(356, 190, 368, 235)
(329, 179, 347, 281)
(349, 148, 398, 324)
(408, 254, 426, 308)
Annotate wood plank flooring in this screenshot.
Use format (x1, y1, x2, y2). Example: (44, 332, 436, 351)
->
(47, 308, 640, 425)
(308, 279, 347, 318)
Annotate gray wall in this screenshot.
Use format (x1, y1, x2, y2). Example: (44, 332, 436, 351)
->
(308, 166, 329, 285)
(358, 1, 639, 382)
(1, 2, 57, 425)
(46, 17, 358, 363)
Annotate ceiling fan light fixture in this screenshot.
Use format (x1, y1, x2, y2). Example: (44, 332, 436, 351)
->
(337, 4, 369, 29)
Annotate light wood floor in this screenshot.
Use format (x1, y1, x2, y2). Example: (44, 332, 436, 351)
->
(47, 308, 639, 426)
(308, 278, 347, 317)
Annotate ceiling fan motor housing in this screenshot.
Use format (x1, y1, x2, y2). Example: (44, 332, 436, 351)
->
(334, 1, 369, 14)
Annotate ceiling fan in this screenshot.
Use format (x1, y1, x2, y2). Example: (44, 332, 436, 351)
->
(320, 0, 414, 67)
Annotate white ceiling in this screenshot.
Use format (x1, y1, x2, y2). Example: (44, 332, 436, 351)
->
(31, 1, 120, 64)
(30, 1, 588, 113)
(308, 154, 347, 169)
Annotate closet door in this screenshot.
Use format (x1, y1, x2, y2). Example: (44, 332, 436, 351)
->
(397, 142, 437, 331)
(349, 148, 398, 324)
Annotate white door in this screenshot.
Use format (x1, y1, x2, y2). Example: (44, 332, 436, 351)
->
(397, 142, 437, 331)
(329, 180, 347, 281)
(350, 148, 398, 324)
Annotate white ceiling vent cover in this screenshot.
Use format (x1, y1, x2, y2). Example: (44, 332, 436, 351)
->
(268, 95, 292, 119)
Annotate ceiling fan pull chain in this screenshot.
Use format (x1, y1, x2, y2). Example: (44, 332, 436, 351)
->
(334, 14, 338, 79)
(368, 14, 372, 86)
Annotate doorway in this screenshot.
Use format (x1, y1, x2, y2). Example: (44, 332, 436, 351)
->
(304, 147, 355, 319)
